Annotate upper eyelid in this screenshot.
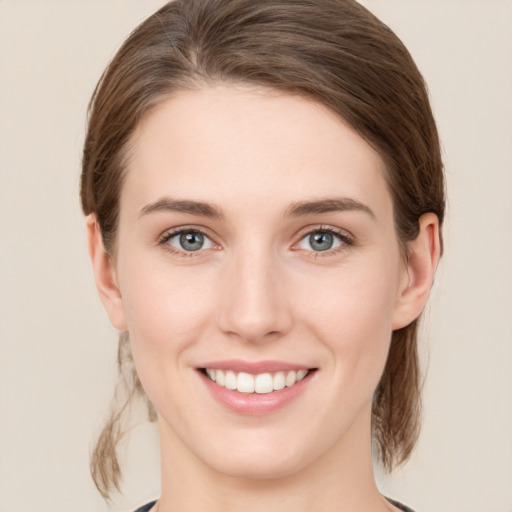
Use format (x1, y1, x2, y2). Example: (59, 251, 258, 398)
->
(294, 224, 353, 241)
(159, 225, 216, 242)
(157, 224, 353, 249)
(158, 227, 219, 256)
(292, 226, 354, 254)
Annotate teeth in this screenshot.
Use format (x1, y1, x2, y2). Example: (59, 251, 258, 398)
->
(255, 373, 273, 394)
(297, 369, 308, 381)
(205, 368, 310, 394)
(216, 369, 225, 387)
(273, 371, 285, 390)
(285, 370, 296, 387)
(237, 372, 255, 393)
(225, 370, 237, 390)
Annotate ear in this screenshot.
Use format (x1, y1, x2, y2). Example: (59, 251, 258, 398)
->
(392, 213, 441, 330)
(86, 214, 127, 331)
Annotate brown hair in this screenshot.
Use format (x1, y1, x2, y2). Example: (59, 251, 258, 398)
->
(81, 0, 444, 499)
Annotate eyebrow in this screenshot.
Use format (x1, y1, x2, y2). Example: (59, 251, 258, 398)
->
(139, 196, 375, 221)
(286, 197, 376, 219)
(139, 198, 224, 219)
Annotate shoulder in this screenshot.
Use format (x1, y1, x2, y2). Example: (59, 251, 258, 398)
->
(387, 497, 416, 512)
(132, 501, 157, 512)
(132, 498, 415, 512)
(133, 498, 414, 512)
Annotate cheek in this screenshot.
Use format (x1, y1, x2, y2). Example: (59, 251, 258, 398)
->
(297, 257, 400, 380)
(117, 256, 217, 378)
(301, 257, 399, 335)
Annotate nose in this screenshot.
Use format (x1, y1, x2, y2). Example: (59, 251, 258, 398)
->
(217, 246, 292, 343)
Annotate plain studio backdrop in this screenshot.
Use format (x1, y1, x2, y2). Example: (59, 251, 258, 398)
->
(0, 1, 511, 511)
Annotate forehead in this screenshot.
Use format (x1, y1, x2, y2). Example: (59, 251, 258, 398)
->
(122, 85, 391, 219)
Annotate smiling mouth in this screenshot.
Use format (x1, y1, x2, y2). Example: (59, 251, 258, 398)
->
(200, 368, 314, 394)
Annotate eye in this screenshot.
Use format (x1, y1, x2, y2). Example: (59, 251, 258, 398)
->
(162, 229, 215, 252)
(296, 228, 351, 252)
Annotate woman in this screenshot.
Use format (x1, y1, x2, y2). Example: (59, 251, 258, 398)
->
(81, 1, 444, 511)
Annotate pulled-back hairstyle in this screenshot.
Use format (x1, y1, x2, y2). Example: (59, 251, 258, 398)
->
(81, 0, 444, 500)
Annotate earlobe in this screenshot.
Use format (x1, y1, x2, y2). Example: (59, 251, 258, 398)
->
(86, 214, 127, 331)
(392, 213, 441, 330)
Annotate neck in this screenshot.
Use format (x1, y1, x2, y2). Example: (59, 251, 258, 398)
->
(156, 406, 393, 512)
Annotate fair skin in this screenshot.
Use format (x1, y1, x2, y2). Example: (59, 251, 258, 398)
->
(88, 85, 440, 512)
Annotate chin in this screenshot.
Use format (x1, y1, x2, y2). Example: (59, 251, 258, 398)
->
(195, 431, 319, 481)
(208, 453, 306, 481)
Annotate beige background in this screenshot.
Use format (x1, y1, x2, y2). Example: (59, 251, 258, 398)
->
(0, 1, 511, 511)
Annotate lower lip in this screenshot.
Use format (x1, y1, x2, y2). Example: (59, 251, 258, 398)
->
(199, 370, 315, 415)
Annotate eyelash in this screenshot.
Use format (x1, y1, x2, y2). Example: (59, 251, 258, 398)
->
(293, 225, 354, 258)
(157, 225, 354, 257)
(158, 226, 218, 257)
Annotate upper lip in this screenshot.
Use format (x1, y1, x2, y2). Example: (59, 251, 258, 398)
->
(198, 359, 314, 374)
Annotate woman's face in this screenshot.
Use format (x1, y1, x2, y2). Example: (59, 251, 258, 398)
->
(108, 85, 411, 478)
